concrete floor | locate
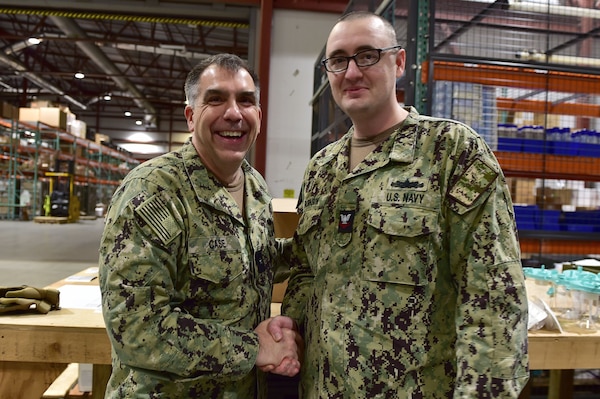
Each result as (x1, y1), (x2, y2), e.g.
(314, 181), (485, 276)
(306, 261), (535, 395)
(0, 218), (105, 287)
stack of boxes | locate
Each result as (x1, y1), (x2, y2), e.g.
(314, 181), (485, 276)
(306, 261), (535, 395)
(511, 180), (571, 232)
(511, 179), (600, 232)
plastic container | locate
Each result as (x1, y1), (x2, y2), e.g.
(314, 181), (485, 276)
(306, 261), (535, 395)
(523, 266), (558, 306)
(553, 267), (598, 321)
(497, 123), (521, 152)
(565, 273), (600, 330)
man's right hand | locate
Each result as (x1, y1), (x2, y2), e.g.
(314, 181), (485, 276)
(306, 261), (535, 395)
(254, 316), (302, 377)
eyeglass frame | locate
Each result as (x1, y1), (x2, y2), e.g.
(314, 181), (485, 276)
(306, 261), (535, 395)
(321, 45), (403, 73)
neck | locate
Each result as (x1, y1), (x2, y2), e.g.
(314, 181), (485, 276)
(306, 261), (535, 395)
(222, 168), (244, 189)
(191, 138), (244, 186)
(352, 105), (408, 139)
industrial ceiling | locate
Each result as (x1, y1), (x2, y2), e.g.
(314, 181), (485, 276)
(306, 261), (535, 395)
(0, 0), (347, 160)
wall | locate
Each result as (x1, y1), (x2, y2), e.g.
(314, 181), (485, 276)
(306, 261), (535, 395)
(265, 9), (338, 198)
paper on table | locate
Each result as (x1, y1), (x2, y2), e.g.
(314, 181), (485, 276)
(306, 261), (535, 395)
(64, 266), (99, 282)
(56, 284), (102, 310)
(65, 274), (97, 282)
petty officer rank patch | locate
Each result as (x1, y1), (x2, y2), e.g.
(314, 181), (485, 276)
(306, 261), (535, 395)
(448, 157), (498, 207)
(338, 210), (355, 233)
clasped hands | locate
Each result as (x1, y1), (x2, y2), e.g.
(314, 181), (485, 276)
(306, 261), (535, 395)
(255, 315), (303, 377)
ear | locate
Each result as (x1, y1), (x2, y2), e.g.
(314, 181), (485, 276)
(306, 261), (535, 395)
(256, 107), (263, 136)
(184, 105), (194, 132)
(395, 48), (406, 79)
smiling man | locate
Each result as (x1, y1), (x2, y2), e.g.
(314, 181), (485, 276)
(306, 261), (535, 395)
(99, 54), (302, 398)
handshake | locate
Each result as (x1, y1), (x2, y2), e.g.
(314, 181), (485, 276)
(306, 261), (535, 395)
(254, 315), (304, 377)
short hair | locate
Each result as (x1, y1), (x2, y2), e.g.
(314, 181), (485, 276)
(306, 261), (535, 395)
(337, 11), (398, 46)
(184, 53), (260, 108)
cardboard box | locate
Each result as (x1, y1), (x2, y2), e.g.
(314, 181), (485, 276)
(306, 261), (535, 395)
(273, 198), (299, 238)
(95, 133), (111, 145)
(272, 198), (299, 303)
(508, 178), (536, 205)
(536, 187), (573, 209)
(29, 100), (54, 108)
(1, 101), (18, 120)
(69, 119), (87, 138)
(19, 107), (68, 130)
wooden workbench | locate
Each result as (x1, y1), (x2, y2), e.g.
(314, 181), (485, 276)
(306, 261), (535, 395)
(2, 291), (598, 399)
(0, 267), (110, 399)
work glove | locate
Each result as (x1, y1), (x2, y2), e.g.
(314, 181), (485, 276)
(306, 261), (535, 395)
(0, 285), (60, 314)
(0, 297), (53, 314)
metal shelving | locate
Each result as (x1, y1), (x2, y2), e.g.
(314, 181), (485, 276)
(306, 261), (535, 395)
(0, 116), (139, 219)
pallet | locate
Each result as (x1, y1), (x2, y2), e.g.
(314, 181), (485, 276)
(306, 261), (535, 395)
(33, 216), (70, 224)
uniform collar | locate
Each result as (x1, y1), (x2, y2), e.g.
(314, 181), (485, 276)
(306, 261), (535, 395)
(387, 106), (421, 164)
(327, 106), (420, 178)
(180, 139), (270, 224)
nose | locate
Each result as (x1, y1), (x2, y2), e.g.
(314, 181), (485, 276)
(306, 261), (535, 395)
(344, 57), (363, 77)
(223, 101), (242, 121)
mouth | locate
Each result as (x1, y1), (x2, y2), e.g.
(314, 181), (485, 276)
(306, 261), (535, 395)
(344, 86), (367, 95)
(217, 130), (244, 138)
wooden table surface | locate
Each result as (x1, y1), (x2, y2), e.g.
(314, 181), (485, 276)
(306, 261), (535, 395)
(1, 269), (599, 399)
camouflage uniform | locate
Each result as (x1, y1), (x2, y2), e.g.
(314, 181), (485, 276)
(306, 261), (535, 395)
(100, 139), (283, 398)
(282, 107), (529, 398)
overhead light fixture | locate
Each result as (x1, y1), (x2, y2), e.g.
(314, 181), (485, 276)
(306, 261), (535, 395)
(74, 72), (85, 79)
(129, 132), (153, 142)
(124, 111), (132, 117)
(27, 37), (41, 45)
(135, 120), (143, 125)
(103, 94), (112, 101)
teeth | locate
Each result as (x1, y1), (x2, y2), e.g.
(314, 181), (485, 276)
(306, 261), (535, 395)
(220, 131), (242, 137)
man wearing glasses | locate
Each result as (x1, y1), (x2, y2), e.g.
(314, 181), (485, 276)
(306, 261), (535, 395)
(278, 10), (529, 398)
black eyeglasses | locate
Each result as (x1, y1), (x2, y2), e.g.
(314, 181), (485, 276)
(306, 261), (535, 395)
(321, 45), (402, 73)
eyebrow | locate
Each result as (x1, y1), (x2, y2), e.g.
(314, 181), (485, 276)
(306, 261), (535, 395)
(328, 45), (377, 57)
(202, 89), (256, 100)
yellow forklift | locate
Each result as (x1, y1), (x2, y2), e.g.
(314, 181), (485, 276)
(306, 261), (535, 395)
(36, 160), (80, 223)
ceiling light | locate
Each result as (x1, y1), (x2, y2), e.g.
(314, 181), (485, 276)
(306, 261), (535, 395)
(74, 72), (85, 79)
(27, 37), (41, 45)
(135, 120), (143, 125)
(124, 111), (132, 117)
(103, 94), (112, 101)
(129, 132), (153, 142)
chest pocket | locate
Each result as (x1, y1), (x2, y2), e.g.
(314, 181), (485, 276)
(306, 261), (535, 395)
(188, 236), (245, 304)
(364, 205), (438, 286)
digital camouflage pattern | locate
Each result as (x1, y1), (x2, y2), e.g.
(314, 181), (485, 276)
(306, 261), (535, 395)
(282, 107), (529, 398)
(99, 139), (284, 398)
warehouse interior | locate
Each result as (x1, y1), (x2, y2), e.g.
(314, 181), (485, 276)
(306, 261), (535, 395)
(0, 0), (347, 161)
(1, 0), (600, 398)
